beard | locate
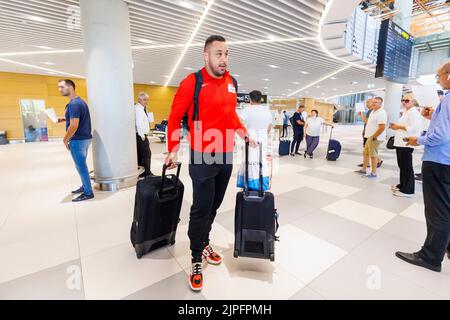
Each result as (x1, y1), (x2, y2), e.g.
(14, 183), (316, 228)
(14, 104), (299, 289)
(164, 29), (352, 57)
(209, 62), (227, 77)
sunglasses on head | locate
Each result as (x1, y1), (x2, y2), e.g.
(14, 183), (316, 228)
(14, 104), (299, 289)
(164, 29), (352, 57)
(401, 99), (410, 103)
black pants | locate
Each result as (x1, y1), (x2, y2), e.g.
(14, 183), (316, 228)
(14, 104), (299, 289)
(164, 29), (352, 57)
(282, 124), (288, 137)
(396, 147), (415, 194)
(419, 161), (450, 266)
(136, 133), (152, 177)
(291, 127), (304, 154)
(188, 161), (233, 260)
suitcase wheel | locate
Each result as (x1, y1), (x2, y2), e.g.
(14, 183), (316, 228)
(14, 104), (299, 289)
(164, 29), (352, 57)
(270, 254), (275, 262)
(137, 253), (143, 259)
(233, 250), (239, 258)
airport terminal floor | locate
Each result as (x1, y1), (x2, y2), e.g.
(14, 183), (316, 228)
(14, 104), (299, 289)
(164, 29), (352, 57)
(1, 125), (448, 300)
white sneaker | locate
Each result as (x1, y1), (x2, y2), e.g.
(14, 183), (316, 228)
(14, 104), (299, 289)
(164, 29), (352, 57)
(393, 190), (413, 198)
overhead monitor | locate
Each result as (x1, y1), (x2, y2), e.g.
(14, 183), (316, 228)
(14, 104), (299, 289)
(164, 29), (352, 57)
(375, 19), (414, 84)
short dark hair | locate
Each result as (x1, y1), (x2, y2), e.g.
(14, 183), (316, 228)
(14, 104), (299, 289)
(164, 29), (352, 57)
(59, 79), (76, 90)
(373, 96), (383, 103)
(437, 90), (444, 96)
(204, 35), (226, 52)
(249, 90), (262, 103)
(312, 109), (319, 115)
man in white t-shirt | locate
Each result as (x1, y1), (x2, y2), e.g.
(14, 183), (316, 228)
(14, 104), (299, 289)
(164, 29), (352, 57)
(356, 97), (387, 178)
(239, 90), (272, 154)
(273, 109), (284, 139)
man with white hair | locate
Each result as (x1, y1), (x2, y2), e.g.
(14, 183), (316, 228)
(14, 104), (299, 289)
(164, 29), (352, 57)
(135, 92), (153, 177)
(397, 61), (450, 271)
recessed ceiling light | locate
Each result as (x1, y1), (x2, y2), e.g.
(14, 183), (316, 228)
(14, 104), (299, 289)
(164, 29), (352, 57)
(163, 75), (169, 78)
(367, 83), (375, 88)
(262, 78), (270, 82)
(43, 62), (55, 65)
(179, 0), (193, 9)
(350, 90), (353, 93)
(300, 71), (309, 74)
(47, 71), (57, 75)
(267, 65), (279, 69)
(135, 38), (154, 44)
(267, 34), (276, 40)
(333, 88), (338, 91)
(27, 15), (49, 23)
(233, 74), (240, 77)
(34, 46), (53, 50)
(149, 81), (156, 84)
(183, 67), (194, 70)
(293, 82), (300, 85)
(316, 86), (321, 88)
(330, 77), (337, 80)
(351, 81), (358, 85)
(264, 87), (269, 89)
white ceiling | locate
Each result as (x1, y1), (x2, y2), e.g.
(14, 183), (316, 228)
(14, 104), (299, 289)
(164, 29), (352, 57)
(0, 0), (388, 99)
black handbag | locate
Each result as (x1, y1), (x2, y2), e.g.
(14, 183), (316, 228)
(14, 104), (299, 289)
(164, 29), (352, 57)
(386, 136), (396, 150)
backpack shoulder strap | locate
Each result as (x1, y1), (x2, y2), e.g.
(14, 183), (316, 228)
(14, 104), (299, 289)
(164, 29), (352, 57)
(192, 70), (203, 122)
(231, 76), (238, 93)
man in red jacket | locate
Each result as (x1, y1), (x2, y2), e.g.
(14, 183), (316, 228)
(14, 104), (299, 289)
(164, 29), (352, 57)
(165, 35), (256, 292)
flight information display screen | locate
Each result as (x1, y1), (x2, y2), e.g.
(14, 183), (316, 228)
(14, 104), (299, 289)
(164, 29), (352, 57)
(375, 19), (414, 84)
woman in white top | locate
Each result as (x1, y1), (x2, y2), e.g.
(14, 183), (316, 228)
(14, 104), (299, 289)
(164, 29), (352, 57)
(304, 109), (333, 159)
(389, 94), (423, 197)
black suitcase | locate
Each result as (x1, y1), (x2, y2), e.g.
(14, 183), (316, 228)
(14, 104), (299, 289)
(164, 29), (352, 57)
(234, 142), (279, 261)
(278, 126), (292, 156)
(326, 127), (342, 161)
(130, 163), (184, 259)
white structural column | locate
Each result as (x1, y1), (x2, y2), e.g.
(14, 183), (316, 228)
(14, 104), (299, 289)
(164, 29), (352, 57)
(383, 0), (414, 124)
(79, 0), (138, 189)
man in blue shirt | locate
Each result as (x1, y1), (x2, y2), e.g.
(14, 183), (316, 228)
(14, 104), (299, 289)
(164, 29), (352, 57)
(290, 106), (306, 156)
(282, 110), (289, 138)
(396, 61), (450, 271)
(57, 79), (94, 202)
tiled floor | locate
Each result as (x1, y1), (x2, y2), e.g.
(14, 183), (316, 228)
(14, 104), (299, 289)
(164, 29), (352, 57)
(0, 125), (448, 300)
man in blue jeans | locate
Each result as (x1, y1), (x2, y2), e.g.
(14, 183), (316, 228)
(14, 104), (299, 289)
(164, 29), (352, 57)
(57, 79), (94, 202)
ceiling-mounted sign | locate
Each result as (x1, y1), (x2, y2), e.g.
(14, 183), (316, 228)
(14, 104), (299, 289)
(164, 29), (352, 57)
(375, 19), (414, 84)
(237, 93), (268, 104)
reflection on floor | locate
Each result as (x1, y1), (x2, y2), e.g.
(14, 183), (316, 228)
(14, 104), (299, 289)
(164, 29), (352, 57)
(0, 125), (448, 300)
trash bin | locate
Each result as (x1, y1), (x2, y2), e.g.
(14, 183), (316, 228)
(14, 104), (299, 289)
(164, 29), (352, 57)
(0, 131), (8, 145)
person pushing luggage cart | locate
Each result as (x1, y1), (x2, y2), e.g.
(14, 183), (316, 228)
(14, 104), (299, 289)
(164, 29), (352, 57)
(164, 35), (257, 292)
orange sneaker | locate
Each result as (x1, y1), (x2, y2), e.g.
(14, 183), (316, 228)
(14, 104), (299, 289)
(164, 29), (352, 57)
(202, 245), (223, 265)
(189, 262), (203, 292)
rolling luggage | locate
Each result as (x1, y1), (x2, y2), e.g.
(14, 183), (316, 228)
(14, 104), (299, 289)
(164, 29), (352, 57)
(278, 127), (291, 156)
(130, 163), (184, 259)
(234, 142), (279, 262)
(326, 127), (341, 161)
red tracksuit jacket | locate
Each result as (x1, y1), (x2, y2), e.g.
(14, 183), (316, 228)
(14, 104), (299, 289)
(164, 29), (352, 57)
(167, 68), (247, 153)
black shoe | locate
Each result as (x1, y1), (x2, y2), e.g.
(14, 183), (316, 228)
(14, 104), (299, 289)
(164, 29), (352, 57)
(357, 163), (363, 167)
(71, 186), (84, 194)
(377, 160), (383, 168)
(304, 151), (307, 158)
(72, 193), (95, 202)
(395, 251), (441, 272)
(290, 153), (295, 157)
(447, 249), (450, 260)
(295, 152), (302, 156)
(309, 154), (313, 159)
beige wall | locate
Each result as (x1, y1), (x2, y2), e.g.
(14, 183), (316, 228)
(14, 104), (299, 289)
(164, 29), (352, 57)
(0, 72), (178, 140)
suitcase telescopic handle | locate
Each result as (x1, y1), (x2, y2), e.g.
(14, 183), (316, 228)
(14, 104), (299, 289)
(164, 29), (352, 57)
(160, 162), (181, 195)
(245, 140), (264, 198)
